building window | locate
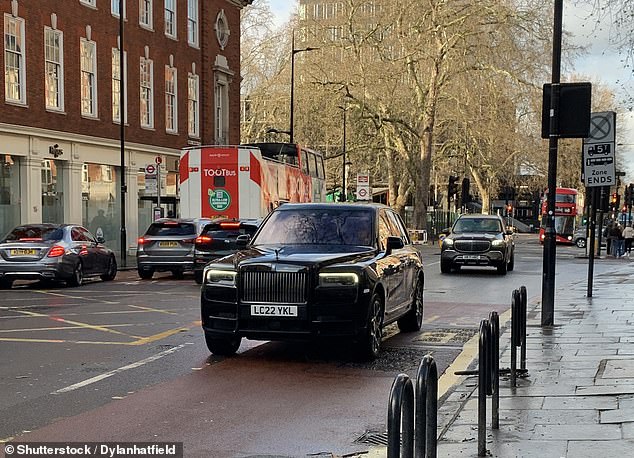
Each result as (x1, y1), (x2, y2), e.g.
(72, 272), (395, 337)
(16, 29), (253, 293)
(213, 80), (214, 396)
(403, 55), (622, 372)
(80, 0), (96, 7)
(188, 73), (199, 138)
(112, 48), (127, 123)
(140, 57), (154, 128)
(164, 0), (176, 38)
(112, 0), (126, 18)
(4, 14), (26, 104)
(44, 27), (64, 111)
(187, 0), (198, 47)
(80, 38), (97, 117)
(140, 0), (153, 28)
(214, 80), (228, 144)
(165, 66), (177, 133)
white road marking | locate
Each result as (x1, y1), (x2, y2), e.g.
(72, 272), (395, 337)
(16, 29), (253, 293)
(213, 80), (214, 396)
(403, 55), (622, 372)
(51, 344), (188, 394)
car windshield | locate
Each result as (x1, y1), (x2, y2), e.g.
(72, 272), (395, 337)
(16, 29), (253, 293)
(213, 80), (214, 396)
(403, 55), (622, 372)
(253, 209), (374, 246)
(202, 222), (259, 239)
(453, 218), (502, 233)
(145, 222), (196, 236)
(4, 226), (64, 242)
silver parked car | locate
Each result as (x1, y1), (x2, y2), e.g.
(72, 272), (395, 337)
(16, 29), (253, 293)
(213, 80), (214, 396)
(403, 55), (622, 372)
(137, 218), (213, 279)
(0, 224), (117, 288)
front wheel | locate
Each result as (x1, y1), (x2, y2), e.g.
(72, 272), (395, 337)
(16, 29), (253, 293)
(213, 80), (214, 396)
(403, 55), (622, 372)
(507, 251), (515, 272)
(355, 293), (384, 361)
(204, 333), (241, 356)
(576, 238), (586, 249)
(440, 260), (451, 274)
(101, 256), (117, 281)
(398, 278), (424, 332)
(497, 261), (507, 275)
(67, 262), (83, 287)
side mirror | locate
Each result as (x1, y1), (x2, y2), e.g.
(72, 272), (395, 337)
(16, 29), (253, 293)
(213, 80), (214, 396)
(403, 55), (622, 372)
(236, 234), (251, 247)
(96, 236), (106, 244)
(386, 236), (404, 254)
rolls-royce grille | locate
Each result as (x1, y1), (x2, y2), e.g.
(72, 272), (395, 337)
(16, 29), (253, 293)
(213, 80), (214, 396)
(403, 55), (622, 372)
(455, 240), (491, 253)
(241, 271), (307, 304)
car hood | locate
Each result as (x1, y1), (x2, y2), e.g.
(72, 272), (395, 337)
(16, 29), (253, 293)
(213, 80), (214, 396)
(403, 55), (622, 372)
(449, 233), (502, 241)
(211, 244), (378, 270)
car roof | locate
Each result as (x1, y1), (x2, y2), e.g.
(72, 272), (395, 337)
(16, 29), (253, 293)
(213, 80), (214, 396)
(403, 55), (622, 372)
(274, 202), (389, 212)
(456, 214), (502, 220)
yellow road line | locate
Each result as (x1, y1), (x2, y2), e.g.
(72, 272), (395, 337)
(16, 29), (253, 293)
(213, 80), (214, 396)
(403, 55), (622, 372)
(0, 324), (137, 333)
(437, 307), (512, 398)
(34, 290), (119, 305)
(129, 325), (194, 346)
(127, 304), (178, 315)
(0, 337), (133, 345)
(0, 436), (15, 443)
(425, 315), (440, 323)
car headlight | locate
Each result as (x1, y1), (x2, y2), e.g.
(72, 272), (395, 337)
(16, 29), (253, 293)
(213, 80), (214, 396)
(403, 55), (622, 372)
(492, 240), (506, 247)
(443, 238), (454, 247)
(319, 272), (359, 287)
(204, 268), (237, 285)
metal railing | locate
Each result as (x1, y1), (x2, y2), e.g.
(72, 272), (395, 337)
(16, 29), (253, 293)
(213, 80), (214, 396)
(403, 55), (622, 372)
(477, 312), (499, 456)
(387, 354), (438, 458)
(510, 286), (528, 387)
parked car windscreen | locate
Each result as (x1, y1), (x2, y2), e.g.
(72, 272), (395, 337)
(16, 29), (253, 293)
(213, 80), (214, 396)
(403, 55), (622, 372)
(254, 209), (374, 246)
(202, 222), (259, 239)
(145, 222), (196, 237)
(3, 225), (64, 242)
(453, 218), (503, 233)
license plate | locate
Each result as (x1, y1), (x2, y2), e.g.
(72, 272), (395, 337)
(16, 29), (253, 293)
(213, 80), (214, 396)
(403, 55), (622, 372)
(463, 255), (481, 260)
(250, 305), (298, 317)
(159, 241), (179, 248)
(10, 249), (37, 256)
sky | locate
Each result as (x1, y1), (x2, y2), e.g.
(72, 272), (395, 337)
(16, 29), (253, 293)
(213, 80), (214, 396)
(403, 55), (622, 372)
(265, 0), (634, 179)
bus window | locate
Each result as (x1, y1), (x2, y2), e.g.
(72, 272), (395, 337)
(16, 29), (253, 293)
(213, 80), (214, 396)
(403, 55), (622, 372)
(317, 156), (325, 179)
(309, 153), (319, 178)
(300, 149), (309, 175)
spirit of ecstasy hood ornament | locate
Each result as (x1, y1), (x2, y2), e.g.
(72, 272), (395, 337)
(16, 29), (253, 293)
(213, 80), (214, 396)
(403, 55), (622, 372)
(275, 248), (281, 261)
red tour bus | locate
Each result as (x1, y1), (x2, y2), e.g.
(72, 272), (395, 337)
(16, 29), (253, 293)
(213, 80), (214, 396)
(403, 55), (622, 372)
(179, 142), (327, 220)
(539, 187), (578, 244)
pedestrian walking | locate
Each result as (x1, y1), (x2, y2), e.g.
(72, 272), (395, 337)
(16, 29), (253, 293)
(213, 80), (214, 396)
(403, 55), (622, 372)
(610, 223), (624, 257)
(624, 223), (634, 257)
(605, 221), (616, 256)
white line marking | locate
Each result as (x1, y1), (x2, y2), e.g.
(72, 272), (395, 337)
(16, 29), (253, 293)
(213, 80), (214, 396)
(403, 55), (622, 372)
(51, 344), (187, 394)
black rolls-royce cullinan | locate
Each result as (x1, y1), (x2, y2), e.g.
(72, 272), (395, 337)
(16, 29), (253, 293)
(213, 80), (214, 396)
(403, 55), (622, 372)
(200, 202), (425, 360)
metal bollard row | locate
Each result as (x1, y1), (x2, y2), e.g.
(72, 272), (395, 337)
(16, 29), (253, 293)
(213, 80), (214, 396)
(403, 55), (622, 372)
(387, 354), (438, 458)
(477, 312), (500, 457)
(510, 286), (528, 387)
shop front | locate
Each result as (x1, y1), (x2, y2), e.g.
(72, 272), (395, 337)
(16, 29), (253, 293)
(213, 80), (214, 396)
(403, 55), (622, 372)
(82, 163), (121, 254)
(0, 154), (21, 237)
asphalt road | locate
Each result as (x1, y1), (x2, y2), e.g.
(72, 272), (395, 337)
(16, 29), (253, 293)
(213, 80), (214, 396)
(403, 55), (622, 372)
(0, 234), (621, 456)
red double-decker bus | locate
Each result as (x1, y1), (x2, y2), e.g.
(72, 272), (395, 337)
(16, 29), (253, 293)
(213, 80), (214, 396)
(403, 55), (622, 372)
(539, 187), (578, 244)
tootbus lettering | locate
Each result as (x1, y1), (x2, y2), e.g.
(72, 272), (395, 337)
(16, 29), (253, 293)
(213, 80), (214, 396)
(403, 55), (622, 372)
(203, 168), (237, 177)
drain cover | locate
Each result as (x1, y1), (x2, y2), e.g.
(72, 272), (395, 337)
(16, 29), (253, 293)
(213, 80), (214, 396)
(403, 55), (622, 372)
(354, 430), (390, 446)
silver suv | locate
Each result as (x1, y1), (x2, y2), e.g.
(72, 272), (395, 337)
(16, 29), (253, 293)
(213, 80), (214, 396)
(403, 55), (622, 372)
(440, 214), (515, 275)
(137, 218), (213, 279)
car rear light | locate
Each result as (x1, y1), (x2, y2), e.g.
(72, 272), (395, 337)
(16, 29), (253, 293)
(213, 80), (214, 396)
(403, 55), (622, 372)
(137, 237), (146, 245)
(195, 235), (213, 245)
(48, 245), (66, 257)
(19, 237), (43, 241)
(219, 222), (241, 229)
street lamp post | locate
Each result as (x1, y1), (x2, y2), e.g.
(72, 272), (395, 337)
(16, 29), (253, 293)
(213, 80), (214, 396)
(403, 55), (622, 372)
(342, 105), (347, 201)
(119, 0), (127, 267)
(289, 31), (317, 144)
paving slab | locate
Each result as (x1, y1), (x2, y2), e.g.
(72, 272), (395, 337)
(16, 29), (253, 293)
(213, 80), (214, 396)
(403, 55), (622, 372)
(567, 439), (634, 457)
(599, 408), (634, 424)
(576, 385), (634, 396)
(542, 395), (618, 410)
(531, 424), (622, 440)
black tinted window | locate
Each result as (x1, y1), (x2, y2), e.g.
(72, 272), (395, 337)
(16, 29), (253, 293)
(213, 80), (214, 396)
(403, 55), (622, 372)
(254, 209), (374, 246)
(145, 223), (196, 236)
(202, 223), (259, 239)
(454, 218), (502, 233)
(5, 226), (64, 242)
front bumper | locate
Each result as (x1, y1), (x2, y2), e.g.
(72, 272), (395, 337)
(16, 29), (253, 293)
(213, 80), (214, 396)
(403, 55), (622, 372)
(201, 285), (371, 341)
(441, 249), (505, 267)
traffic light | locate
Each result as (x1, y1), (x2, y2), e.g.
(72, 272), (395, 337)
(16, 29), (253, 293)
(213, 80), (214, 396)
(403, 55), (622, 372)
(461, 178), (471, 204)
(506, 204), (513, 215)
(611, 192), (618, 211)
(448, 175), (459, 198)
(626, 184), (634, 206)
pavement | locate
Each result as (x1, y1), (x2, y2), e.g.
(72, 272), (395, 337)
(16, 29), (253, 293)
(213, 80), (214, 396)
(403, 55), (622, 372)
(367, 254), (634, 457)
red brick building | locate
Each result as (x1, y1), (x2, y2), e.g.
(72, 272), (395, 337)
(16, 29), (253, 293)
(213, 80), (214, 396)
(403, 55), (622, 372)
(0, 0), (252, 258)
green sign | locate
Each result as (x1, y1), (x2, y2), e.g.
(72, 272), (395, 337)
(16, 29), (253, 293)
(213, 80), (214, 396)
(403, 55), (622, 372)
(208, 188), (231, 211)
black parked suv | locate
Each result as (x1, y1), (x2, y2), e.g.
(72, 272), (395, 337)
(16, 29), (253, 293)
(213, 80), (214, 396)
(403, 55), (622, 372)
(193, 218), (261, 284)
(440, 214), (515, 275)
(200, 203), (425, 360)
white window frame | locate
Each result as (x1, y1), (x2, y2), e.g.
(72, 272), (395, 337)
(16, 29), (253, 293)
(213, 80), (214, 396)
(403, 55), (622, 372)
(187, 0), (199, 47)
(4, 13), (26, 105)
(44, 27), (64, 111)
(111, 48), (128, 124)
(164, 0), (177, 39)
(112, 0), (127, 19)
(80, 0), (96, 7)
(139, 0), (153, 29)
(165, 66), (177, 133)
(187, 72), (199, 138)
(80, 38), (98, 117)
(214, 79), (228, 144)
(140, 57), (154, 128)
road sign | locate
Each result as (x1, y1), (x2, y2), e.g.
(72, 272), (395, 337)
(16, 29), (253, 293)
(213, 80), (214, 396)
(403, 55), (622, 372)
(155, 156), (163, 164)
(356, 172), (371, 201)
(585, 111), (615, 144)
(145, 164), (156, 175)
(583, 143), (616, 187)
